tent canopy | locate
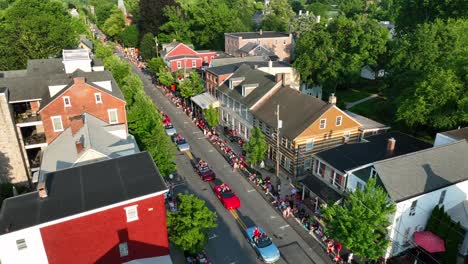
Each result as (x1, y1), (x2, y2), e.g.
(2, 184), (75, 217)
(191, 92), (220, 109)
(414, 231), (445, 253)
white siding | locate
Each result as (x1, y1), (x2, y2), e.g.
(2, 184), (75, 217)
(434, 133), (457, 147)
(0, 227), (48, 264)
(346, 171), (368, 192)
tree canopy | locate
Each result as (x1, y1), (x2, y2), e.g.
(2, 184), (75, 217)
(388, 19), (468, 129)
(139, 0), (177, 36)
(139, 32), (156, 60)
(102, 7), (126, 39)
(120, 25), (139, 47)
(322, 178), (396, 261)
(0, 0), (77, 70)
(293, 16), (388, 92)
(244, 127), (268, 166)
(179, 71), (203, 98)
(203, 105), (219, 128)
(167, 194), (217, 254)
(146, 57), (166, 75)
(158, 68), (175, 86)
(261, 0), (295, 32)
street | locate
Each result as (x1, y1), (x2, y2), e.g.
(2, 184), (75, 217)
(118, 51), (331, 264)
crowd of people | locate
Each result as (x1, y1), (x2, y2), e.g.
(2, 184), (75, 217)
(185, 251), (210, 264)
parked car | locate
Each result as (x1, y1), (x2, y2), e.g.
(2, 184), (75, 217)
(245, 226), (280, 263)
(165, 124), (177, 136)
(213, 183), (240, 210)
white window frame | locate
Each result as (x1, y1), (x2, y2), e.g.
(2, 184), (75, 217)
(16, 239), (27, 251)
(370, 167), (377, 178)
(305, 139), (314, 151)
(191, 60), (196, 68)
(319, 118), (326, 129)
(336, 116), (342, 126)
(108, 109), (118, 124)
(51, 116), (64, 132)
(63, 96), (71, 107)
(119, 242), (129, 257)
(124, 205), (139, 222)
(177, 61), (182, 69)
(95, 93), (102, 104)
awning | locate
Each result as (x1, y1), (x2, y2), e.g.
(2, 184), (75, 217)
(299, 176), (344, 204)
(413, 231), (445, 253)
(191, 92), (220, 109)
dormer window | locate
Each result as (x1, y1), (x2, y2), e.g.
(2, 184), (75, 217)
(241, 84), (258, 96)
(63, 96), (71, 107)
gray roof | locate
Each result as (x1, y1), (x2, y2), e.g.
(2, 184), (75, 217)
(300, 175), (343, 203)
(167, 55), (200, 60)
(226, 31), (290, 39)
(373, 140), (468, 202)
(217, 64), (278, 108)
(252, 87), (333, 139)
(239, 42), (258, 53)
(40, 113), (139, 179)
(207, 60), (290, 76)
(441, 127), (468, 141)
(447, 200), (468, 230)
(0, 152), (167, 233)
(316, 132), (433, 173)
(0, 58), (124, 103)
(211, 56), (266, 67)
(344, 110), (390, 131)
(160, 41), (195, 57)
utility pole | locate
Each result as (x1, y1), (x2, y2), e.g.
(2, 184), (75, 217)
(276, 104), (282, 181)
(154, 37), (159, 57)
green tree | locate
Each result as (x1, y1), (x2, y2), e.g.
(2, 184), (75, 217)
(261, 0), (295, 32)
(167, 194), (217, 254)
(291, 1), (303, 13)
(203, 105), (219, 128)
(244, 127), (268, 166)
(291, 12), (317, 37)
(158, 68), (174, 86)
(102, 7), (126, 39)
(158, 6), (193, 44)
(90, 0), (114, 27)
(322, 178), (396, 261)
(293, 15), (388, 92)
(94, 41), (114, 59)
(306, 2), (330, 18)
(147, 57), (166, 75)
(103, 55), (131, 84)
(120, 25), (139, 47)
(140, 32), (156, 60)
(179, 71), (203, 98)
(121, 74), (145, 107)
(0, 0), (77, 70)
(388, 19), (468, 130)
(139, 0), (177, 35)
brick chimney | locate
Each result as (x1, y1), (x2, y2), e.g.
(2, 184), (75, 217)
(328, 93), (337, 104)
(73, 77), (86, 84)
(275, 73), (282, 83)
(37, 175), (48, 199)
(76, 140), (84, 154)
(387, 137), (396, 155)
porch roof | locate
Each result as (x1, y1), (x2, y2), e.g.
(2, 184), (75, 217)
(190, 92), (220, 109)
(299, 176), (343, 204)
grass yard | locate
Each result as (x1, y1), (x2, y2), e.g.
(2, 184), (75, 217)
(335, 89), (373, 103)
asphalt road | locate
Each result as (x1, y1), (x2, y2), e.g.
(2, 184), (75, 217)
(118, 52), (331, 264)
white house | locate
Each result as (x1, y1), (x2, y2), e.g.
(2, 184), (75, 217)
(346, 140), (468, 258)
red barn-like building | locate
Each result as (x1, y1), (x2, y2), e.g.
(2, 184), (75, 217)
(160, 41), (217, 73)
(0, 152), (171, 264)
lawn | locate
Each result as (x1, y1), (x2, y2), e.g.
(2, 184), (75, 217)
(335, 89), (373, 103)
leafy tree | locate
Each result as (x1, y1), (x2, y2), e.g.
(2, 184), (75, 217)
(306, 2), (330, 18)
(103, 55), (131, 84)
(70, 16), (89, 36)
(290, 12), (317, 37)
(167, 194), (217, 254)
(94, 41), (114, 59)
(158, 5), (194, 44)
(291, 0), (303, 14)
(261, 0), (295, 32)
(121, 74), (144, 107)
(338, 0), (367, 17)
(395, 0), (468, 33)
(322, 178), (396, 261)
(388, 19), (468, 130)
(293, 15), (388, 93)
(179, 71), (203, 98)
(203, 105), (219, 128)
(139, 32), (156, 60)
(0, 0), (77, 70)
(120, 25), (139, 47)
(158, 68), (174, 86)
(102, 7), (126, 39)
(147, 57), (166, 75)
(139, 0), (177, 35)
(244, 127), (268, 166)
(90, 0), (115, 27)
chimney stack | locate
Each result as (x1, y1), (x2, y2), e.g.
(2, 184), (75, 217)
(76, 141), (84, 154)
(282, 73), (288, 86)
(259, 29), (263, 35)
(387, 137), (396, 154)
(37, 175), (48, 199)
(328, 93), (337, 104)
(275, 73), (282, 83)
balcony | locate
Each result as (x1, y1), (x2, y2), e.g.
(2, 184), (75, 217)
(16, 112), (42, 126)
(23, 131), (46, 149)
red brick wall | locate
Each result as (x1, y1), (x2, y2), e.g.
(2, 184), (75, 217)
(40, 195), (169, 264)
(39, 78), (126, 143)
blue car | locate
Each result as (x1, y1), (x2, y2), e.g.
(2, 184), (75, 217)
(165, 124), (177, 136)
(246, 226), (280, 263)
(171, 134), (190, 151)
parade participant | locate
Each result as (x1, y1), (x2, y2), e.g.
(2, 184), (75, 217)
(253, 226), (261, 239)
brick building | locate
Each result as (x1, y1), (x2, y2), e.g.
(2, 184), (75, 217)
(160, 41), (217, 73)
(0, 49), (126, 183)
(224, 31), (293, 62)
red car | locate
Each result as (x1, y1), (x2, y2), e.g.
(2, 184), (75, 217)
(214, 183), (240, 210)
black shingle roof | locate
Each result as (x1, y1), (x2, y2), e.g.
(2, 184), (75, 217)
(315, 132), (433, 173)
(0, 152), (167, 233)
(207, 61), (290, 76)
(441, 127), (468, 141)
